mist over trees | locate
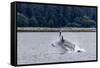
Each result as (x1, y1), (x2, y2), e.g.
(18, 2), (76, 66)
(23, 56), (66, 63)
(16, 3), (97, 28)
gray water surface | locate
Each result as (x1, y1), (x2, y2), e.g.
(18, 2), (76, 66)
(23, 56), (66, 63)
(17, 32), (96, 65)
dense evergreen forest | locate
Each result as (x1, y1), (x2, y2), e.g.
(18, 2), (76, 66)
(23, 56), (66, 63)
(16, 3), (97, 28)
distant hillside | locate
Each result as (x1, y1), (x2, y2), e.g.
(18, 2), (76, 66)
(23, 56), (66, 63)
(16, 3), (97, 28)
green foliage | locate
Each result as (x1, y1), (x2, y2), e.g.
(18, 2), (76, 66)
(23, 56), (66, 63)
(29, 16), (38, 27)
(17, 12), (96, 28)
(73, 16), (96, 27)
(48, 18), (55, 27)
(17, 12), (29, 27)
(71, 22), (81, 27)
(81, 16), (96, 27)
(17, 4), (96, 28)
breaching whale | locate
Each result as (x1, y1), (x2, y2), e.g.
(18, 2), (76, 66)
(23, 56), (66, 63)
(51, 31), (85, 54)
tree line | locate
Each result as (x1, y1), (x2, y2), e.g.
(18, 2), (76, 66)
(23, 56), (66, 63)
(16, 3), (96, 28)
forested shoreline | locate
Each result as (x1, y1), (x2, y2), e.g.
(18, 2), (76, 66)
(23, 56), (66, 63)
(16, 3), (97, 28)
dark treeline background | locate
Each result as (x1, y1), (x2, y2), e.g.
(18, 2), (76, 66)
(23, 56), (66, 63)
(16, 3), (97, 28)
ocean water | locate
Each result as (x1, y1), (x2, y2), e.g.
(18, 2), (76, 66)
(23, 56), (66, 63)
(17, 32), (96, 65)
